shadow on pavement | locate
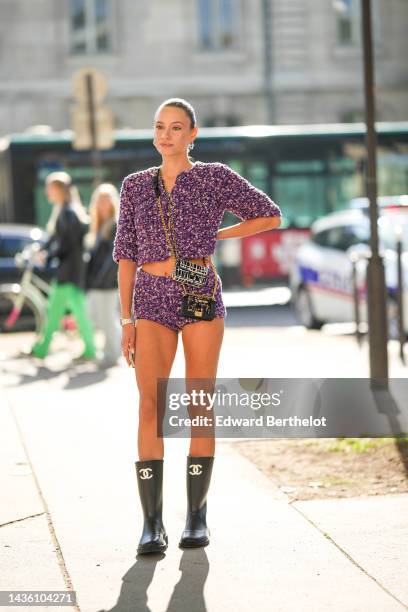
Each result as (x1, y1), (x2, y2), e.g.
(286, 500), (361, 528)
(98, 549), (209, 612)
(373, 387), (408, 483)
(0, 361), (58, 384)
(0, 359), (109, 390)
(166, 550), (209, 612)
(63, 368), (108, 390)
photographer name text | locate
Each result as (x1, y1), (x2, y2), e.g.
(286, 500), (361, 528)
(168, 415), (327, 428)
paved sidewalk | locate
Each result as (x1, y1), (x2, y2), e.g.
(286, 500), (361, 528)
(0, 328), (407, 611)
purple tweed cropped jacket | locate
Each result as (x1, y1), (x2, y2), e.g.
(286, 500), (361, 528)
(112, 161), (281, 266)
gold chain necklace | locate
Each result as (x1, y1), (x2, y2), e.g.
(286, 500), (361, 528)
(155, 170), (218, 300)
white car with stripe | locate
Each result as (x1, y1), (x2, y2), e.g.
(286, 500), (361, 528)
(289, 196), (408, 337)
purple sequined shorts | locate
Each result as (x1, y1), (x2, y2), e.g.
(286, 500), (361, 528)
(134, 265), (227, 333)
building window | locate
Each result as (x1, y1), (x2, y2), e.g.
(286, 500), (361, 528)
(203, 114), (240, 127)
(338, 13), (353, 45)
(197, 0), (239, 50)
(69, 0), (112, 54)
(340, 109), (365, 122)
(333, 0), (358, 45)
(333, 0), (380, 48)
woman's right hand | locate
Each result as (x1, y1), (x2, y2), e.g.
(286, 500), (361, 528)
(121, 323), (136, 367)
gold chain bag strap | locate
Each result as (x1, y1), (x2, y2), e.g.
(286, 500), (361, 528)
(153, 168), (209, 288)
(152, 168), (218, 320)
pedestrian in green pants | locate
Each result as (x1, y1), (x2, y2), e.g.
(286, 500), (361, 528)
(32, 281), (96, 358)
(31, 171), (96, 360)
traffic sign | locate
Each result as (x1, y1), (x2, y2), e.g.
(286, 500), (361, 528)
(71, 106), (114, 150)
(73, 67), (108, 104)
(71, 68), (114, 151)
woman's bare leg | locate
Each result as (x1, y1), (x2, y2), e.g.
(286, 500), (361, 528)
(181, 317), (224, 457)
(134, 320), (179, 460)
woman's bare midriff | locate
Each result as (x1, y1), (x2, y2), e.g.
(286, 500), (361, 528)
(140, 255), (210, 277)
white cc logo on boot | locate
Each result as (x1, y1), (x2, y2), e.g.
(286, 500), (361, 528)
(189, 464), (203, 476)
(139, 468), (153, 480)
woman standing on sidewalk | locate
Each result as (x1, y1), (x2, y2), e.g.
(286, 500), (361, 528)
(113, 98), (282, 554)
(31, 172), (96, 361)
(85, 183), (121, 369)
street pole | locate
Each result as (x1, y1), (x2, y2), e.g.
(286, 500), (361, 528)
(361, 0), (389, 388)
(85, 73), (102, 187)
(262, 0), (274, 125)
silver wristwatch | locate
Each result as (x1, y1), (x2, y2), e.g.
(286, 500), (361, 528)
(120, 317), (135, 326)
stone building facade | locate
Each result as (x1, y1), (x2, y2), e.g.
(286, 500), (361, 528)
(0, 0), (407, 134)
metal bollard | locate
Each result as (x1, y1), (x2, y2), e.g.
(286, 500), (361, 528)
(396, 227), (406, 364)
(350, 253), (363, 347)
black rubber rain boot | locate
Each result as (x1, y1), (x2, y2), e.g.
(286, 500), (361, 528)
(135, 459), (168, 554)
(179, 455), (215, 548)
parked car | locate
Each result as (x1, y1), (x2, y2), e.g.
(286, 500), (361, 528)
(0, 224), (51, 283)
(289, 197), (408, 337)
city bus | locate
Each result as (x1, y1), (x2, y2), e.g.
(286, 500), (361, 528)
(1, 123), (407, 284)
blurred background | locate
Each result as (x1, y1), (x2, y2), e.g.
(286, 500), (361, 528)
(0, 0), (407, 335)
(1, 6), (408, 606)
(1, 0), (408, 273)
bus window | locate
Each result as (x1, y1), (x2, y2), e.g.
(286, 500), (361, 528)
(247, 161), (268, 192)
(274, 160), (326, 228)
